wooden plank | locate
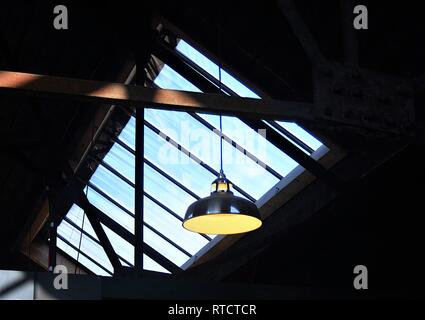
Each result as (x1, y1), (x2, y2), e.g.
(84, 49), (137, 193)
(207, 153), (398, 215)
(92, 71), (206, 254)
(0, 70), (314, 121)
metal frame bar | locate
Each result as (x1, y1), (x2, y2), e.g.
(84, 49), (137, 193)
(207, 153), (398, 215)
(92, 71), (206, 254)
(81, 200), (123, 273)
(134, 107), (144, 272)
(264, 120), (315, 154)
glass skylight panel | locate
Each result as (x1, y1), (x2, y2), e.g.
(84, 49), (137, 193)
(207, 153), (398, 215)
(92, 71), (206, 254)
(57, 238), (78, 260)
(145, 108), (277, 199)
(90, 164), (134, 213)
(275, 121), (322, 152)
(222, 139), (279, 199)
(145, 227), (189, 267)
(118, 116), (135, 150)
(65, 204), (97, 239)
(103, 143), (135, 182)
(119, 255), (171, 274)
(77, 255), (112, 277)
(176, 40), (260, 99)
(198, 114), (298, 177)
(144, 196), (209, 256)
(154, 63), (201, 92)
(144, 163), (196, 218)
(101, 224), (134, 265)
(87, 187), (134, 233)
(145, 125), (216, 198)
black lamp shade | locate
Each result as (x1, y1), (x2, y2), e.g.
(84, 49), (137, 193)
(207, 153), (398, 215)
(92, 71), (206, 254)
(183, 191), (262, 235)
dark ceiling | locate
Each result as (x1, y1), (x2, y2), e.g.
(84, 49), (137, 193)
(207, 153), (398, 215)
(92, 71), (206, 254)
(1, 0), (425, 298)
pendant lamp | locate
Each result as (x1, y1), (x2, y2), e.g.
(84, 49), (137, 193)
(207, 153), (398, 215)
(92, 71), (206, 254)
(182, 55), (262, 234)
(182, 169), (262, 234)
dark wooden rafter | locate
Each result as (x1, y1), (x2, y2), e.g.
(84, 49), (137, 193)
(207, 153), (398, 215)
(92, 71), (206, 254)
(0, 71), (314, 122)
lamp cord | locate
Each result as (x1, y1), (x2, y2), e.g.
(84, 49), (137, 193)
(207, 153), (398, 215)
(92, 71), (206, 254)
(219, 113), (223, 174)
(219, 65), (223, 173)
(74, 186), (87, 275)
(218, 14), (224, 175)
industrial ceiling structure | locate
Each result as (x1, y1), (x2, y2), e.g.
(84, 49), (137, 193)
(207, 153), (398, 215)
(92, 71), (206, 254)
(1, 1), (425, 300)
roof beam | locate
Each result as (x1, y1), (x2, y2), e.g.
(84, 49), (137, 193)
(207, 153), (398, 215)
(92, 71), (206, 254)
(0, 70), (314, 122)
(78, 196), (124, 274)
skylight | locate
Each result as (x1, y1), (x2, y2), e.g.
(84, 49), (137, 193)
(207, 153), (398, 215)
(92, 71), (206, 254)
(56, 38), (325, 276)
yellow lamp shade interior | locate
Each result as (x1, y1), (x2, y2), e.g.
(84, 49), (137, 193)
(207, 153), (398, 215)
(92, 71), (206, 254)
(211, 182), (233, 193)
(183, 213), (262, 235)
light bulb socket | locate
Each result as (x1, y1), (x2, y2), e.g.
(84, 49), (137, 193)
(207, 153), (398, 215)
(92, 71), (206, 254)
(211, 171), (233, 194)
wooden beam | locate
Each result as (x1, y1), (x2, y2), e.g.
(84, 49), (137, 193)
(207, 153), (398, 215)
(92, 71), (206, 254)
(0, 70), (314, 121)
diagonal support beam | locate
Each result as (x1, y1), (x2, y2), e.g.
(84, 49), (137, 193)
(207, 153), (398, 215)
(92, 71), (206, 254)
(0, 70), (314, 122)
(77, 195), (123, 274)
(83, 201), (182, 274)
